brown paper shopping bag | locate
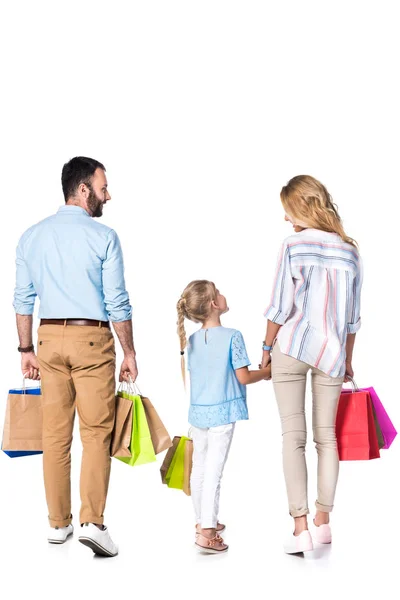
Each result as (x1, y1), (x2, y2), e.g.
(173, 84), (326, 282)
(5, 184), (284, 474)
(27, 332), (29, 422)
(141, 396), (172, 454)
(183, 438), (193, 496)
(2, 389), (43, 455)
(111, 394), (133, 458)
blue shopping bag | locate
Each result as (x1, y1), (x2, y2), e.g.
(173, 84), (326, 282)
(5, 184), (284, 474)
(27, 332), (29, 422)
(2, 385), (43, 458)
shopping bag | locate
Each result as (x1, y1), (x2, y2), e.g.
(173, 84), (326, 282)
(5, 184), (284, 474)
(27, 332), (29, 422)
(141, 396), (172, 454)
(165, 436), (191, 490)
(371, 402), (385, 450)
(111, 394), (133, 458)
(336, 388), (380, 460)
(362, 387), (397, 449)
(2, 384), (43, 458)
(115, 391), (156, 467)
(183, 438), (193, 496)
(160, 436), (181, 483)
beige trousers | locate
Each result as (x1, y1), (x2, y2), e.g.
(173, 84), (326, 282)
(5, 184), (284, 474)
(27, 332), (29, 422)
(272, 342), (344, 517)
(37, 324), (116, 528)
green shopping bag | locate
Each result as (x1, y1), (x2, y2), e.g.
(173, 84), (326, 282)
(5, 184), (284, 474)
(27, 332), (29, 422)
(165, 436), (191, 490)
(115, 390), (156, 467)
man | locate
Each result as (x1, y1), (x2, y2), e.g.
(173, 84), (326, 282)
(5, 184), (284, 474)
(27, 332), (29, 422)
(13, 156), (138, 557)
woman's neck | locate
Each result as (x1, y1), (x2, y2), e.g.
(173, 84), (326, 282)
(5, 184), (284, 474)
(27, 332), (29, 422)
(201, 315), (222, 329)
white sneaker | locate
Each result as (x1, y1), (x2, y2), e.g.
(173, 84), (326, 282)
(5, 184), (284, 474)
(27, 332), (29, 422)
(284, 530), (313, 554)
(78, 523), (118, 557)
(48, 524), (74, 544)
(312, 522), (332, 544)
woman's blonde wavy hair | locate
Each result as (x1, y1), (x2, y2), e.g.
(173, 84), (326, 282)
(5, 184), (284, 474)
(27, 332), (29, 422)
(176, 280), (217, 385)
(281, 175), (357, 247)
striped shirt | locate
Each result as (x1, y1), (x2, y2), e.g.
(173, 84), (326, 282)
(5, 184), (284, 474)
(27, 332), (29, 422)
(264, 228), (363, 378)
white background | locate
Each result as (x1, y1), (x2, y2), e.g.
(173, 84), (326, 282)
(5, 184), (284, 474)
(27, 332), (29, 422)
(0, 1), (399, 599)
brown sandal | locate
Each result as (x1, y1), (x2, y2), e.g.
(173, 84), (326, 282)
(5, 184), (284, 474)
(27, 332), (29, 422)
(195, 533), (228, 554)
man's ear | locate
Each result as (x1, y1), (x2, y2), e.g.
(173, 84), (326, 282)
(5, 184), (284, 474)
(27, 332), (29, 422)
(79, 183), (88, 198)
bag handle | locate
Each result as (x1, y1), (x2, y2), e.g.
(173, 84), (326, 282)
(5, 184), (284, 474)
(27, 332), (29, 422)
(127, 376), (142, 396)
(21, 375), (41, 394)
(344, 376), (359, 392)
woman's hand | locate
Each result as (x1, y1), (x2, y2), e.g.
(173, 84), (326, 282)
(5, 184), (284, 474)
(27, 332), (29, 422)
(260, 350), (271, 370)
(344, 361), (354, 383)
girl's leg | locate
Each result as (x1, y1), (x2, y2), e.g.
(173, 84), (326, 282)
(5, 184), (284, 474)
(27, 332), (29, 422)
(272, 343), (310, 534)
(311, 368), (344, 523)
(190, 426), (208, 526)
(200, 423), (235, 532)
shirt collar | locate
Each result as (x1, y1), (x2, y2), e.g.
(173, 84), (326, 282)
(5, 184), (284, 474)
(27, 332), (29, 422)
(298, 228), (341, 238)
(57, 205), (90, 217)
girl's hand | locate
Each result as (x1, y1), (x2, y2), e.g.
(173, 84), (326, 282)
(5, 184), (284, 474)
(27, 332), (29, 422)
(344, 361), (354, 383)
(260, 350), (271, 370)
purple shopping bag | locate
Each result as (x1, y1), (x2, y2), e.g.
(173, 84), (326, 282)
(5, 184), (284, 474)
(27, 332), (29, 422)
(362, 387), (397, 449)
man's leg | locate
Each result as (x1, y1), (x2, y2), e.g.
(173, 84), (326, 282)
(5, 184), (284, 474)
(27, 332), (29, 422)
(68, 327), (116, 525)
(37, 326), (75, 528)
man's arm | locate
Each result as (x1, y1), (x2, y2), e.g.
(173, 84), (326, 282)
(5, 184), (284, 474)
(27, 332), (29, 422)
(16, 314), (40, 380)
(112, 320), (138, 382)
(14, 235), (40, 380)
(102, 230), (138, 382)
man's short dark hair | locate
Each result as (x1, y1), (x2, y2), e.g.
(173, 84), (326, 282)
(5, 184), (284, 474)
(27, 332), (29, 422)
(61, 156), (106, 201)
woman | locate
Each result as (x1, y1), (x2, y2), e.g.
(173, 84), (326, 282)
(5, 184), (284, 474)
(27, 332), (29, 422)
(261, 175), (363, 554)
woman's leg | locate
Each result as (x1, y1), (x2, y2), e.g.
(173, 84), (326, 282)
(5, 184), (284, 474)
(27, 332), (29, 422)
(200, 423), (235, 532)
(190, 426), (208, 526)
(311, 368), (344, 523)
(272, 343), (310, 533)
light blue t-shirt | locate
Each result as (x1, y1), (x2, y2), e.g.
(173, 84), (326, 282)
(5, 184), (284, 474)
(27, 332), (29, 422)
(188, 326), (251, 428)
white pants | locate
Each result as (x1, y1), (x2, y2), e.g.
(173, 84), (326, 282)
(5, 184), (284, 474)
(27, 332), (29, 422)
(190, 423), (235, 529)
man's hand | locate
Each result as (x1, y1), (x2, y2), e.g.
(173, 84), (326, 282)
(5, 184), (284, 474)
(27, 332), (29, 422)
(119, 352), (138, 383)
(344, 361), (354, 383)
(21, 352), (40, 381)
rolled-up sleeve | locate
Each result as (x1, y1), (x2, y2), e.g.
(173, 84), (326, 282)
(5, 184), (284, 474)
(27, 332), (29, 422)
(347, 257), (363, 334)
(264, 242), (294, 325)
(102, 230), (132, 322)
(13, 236), (37, 315)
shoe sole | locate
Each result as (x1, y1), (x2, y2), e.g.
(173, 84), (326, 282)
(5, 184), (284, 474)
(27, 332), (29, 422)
(194, 543), (229, 554)
(78, 537), (118, 557)
(315, 536), (332, 544)
(284, 542), (314, 554)
(48, 531), (73, 544)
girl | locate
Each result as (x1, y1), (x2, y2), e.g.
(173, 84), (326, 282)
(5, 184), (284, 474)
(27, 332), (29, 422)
(261, 175), (363, 554)
(177, 280), (271, 553)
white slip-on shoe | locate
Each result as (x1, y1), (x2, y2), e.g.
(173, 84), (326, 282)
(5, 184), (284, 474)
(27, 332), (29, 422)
(284, 530), (314, 554)
(48, 524), (74, 544)
(312, 522), (332, 544)
(78, 523), (118, 557)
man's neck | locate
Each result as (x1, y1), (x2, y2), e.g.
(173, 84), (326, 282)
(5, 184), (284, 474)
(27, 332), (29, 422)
(65, 200), (91, 216)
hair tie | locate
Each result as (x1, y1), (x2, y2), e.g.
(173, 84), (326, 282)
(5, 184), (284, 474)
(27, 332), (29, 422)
(180, 351), (184, 355)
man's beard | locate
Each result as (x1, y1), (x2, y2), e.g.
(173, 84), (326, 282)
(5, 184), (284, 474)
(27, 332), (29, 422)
(87, 187), (105, 218)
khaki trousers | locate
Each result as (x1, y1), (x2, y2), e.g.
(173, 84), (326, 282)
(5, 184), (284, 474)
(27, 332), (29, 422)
(272, 342), (344, 517)
(37, 324), (116, 528)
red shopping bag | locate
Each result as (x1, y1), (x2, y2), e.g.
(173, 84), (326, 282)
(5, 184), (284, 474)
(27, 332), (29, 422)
(336, 389), (380, 461)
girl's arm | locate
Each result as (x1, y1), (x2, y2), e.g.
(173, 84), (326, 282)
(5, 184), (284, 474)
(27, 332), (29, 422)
(235, 364), (271, 385)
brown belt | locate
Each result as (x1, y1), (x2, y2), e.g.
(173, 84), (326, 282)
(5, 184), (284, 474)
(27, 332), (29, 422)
(40, 319), (110, 329)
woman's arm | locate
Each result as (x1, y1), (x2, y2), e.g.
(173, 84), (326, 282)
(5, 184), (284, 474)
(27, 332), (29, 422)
(236, 364), (271, 385)
(260, 321), (281, 368)
(344, 333), (356, 382)
(262, 241), (294, 368)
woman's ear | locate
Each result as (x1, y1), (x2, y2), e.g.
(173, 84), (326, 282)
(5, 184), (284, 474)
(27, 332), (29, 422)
(210, 299), (219, 310)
